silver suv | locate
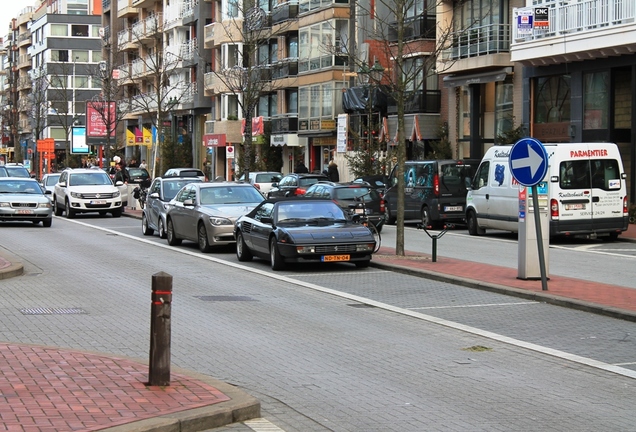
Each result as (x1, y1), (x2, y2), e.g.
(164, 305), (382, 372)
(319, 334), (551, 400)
(53, 168), (124, 218)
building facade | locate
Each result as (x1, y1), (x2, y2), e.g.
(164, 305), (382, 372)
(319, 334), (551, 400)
(511, 0), (636, 202)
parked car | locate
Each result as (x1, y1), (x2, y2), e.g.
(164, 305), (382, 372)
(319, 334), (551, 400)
(165, 182), (264, 252)
(384, 159), (479, 227)
(40, 173), (61, 194)
(240, 171), (283, 196)
(53, 168), (124, 218)
(303, 181), (385, 232)
(141, 176), (203, 238)
(353, 175), (390, 196)
(3, 164), (31, 178)
(0, 177), (53, 227)
(163, 168), (206, 182)
(267, 173), (328, 198)
(234, 198), (377, 270)
(126, 167), (151, 185)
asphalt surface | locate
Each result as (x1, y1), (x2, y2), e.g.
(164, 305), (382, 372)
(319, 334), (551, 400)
(0, 209), (634, 431)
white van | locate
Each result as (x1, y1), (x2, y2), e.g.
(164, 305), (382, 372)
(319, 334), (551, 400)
(466, 142), (629, 240)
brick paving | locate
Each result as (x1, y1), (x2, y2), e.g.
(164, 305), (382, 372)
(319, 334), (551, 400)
(0, 344), (230, 431)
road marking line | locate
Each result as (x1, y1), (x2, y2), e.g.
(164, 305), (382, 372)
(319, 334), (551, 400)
(66, 218), (636, 381)
(410, 301), (538, 310)
(244, 418), (286, 431)
(614, 362), (636, 366)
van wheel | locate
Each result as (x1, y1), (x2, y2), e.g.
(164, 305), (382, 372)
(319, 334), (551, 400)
(385, 206), (396, 225)
(607, 232), (619, 242)
(421, 206), (434, 228)
(467, 211), (484, 236)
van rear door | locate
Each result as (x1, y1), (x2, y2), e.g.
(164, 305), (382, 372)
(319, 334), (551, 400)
(553, 144), (626, 235)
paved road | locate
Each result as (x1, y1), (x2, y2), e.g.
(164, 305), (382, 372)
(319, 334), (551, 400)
(1, 217), (635, 431)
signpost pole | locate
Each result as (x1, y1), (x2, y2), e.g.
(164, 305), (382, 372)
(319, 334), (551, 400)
(531, 184), (549, 291)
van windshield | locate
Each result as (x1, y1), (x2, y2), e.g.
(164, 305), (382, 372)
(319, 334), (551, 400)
(559, 159), (620, 190)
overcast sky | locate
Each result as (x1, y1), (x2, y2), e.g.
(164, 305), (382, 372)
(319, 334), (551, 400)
(1, 0), (39, 38)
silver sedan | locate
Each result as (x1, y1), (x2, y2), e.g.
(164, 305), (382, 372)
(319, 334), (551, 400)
(0, 177), (53, 227)
(165, 182), (265, 252)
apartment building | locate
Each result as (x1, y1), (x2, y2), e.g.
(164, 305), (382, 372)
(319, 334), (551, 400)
(0, 36), (11, 162)
(438, 0), (524, 160)
(511, 0), (636, 202)
(115, 0), (211, 176)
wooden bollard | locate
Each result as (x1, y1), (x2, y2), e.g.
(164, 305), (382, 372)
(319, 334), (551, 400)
(149, 271), (172, 386)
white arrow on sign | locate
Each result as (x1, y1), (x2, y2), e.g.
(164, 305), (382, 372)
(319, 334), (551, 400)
(511, 143), (544, 179)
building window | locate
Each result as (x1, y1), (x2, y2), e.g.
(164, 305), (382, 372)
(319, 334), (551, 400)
(92, 51), (102, 63)
(92, 26), (101, 38)
(51, 50), (69, 62)
(299, 20), (348, 73)
(49, 76), (67, 88)
(49, 127), (66, 139)
(50, 24), (68, 36)
(299, 82), (344, 120)
(71, 25), (89, 37)
(299, 0), (348, 14)
(287, 90), (298, 114)
(74, 50), (89, 62)
(583, 71), (609, 130)
(74, 76), (89, 89)
(258, 93), (277, 117)
(534, 75), (571, 124)
(495, 78), (514, 141)
(287, 36), (298, 58)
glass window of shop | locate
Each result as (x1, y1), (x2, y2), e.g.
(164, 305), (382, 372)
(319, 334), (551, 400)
(583, 71), (609, 130)
(495, 78), (514, 142)
(534, 75), (571, 123)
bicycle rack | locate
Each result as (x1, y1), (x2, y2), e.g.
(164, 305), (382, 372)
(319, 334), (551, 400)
(417, 224), (453, 262)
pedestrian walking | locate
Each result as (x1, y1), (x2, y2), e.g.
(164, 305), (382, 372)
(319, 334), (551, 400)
(294, 161), (309, 174)
(327, 160), (340, 182)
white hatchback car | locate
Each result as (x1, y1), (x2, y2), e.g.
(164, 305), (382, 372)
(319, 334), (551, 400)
(53, 168), (124, 218)
(240, 171), (282, 196)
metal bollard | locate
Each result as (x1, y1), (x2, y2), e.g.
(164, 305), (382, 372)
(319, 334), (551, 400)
(417, 224), (452, 262)
(149, 272), (172, 386)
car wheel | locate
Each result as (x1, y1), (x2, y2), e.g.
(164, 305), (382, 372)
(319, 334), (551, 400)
(158, 219), (167, 239)
(236, 231), (253, 262)
(166, 218), (182, 246)
(608, 232), (620, 242)
(269, 236), (285, 270)
(198, 222), (212, 253)
(141, 213), (154, 236)
(385, 205), (396, 225)
(467, 210), (484, 236)
(42, 218), (52, 228)
(53, 198), (63, 216)
(65, 200), (75, 219)
(355, 260), (370, 268)
(111, 207), (122, 218)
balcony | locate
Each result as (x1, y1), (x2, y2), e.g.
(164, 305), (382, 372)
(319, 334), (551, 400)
(442, 24), (511, 61)
(117, 0), (138, 19)
(388, 14), (435, 42)
(102, 0), (111, 11)
(117, 28), (136, 50)
(272, 1), (299, 25)
(131, 58), (147, 78)
(117, 63), (132, 82)
(164, 0), (199, 29)
(17, 31), (31, 47)
(131, 0), (156, 9)
(511, 0), (636, 66)
(271, 59), (298, 80)
(17, 76), (31, 90)
(182, 0), (199, 25)
(137, 14), (163, 42)
(130, 92), (158, 113)
(180, 38), (198, 66)
(17, 54), (30, 69)
(387, 90), (441, 115)
(204, 22), (215, 48)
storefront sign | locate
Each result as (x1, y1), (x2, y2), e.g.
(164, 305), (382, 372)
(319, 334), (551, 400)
(203, 133), (226, 147)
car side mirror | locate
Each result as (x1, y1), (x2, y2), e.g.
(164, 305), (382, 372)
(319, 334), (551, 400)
(184, 199), (195, 206)
(115, 180), (124, 186)
(149, 192), (159, 199)
(261, 216), (273, 224)
(44, 190), (52, 195)
(271, 182), (278, 188)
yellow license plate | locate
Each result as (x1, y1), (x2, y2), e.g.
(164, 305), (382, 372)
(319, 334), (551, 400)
(322, 254), (350, 262)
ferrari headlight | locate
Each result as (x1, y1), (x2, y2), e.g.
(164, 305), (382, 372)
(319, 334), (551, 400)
(296, 246), (315, 253)
(356, 243), (375, 252)
(209, 216), (232, 226)
(70, 192), (83, 199)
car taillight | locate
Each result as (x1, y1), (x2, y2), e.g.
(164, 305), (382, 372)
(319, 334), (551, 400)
(550, 198), (559, 220)
(295, 188), (306, 196)
(433, 173), (439, 197)
(624, 196), (628, 215)
(380, 198), (385, 213)
(254, 183), (261, 190)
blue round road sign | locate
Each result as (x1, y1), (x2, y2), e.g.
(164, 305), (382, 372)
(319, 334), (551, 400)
(509, 137), (549, 187)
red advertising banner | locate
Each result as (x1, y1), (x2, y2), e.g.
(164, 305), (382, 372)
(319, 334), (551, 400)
(86, 101), (116, 138)
(202, 134), (226, 147)
(241, 116), (264, 136)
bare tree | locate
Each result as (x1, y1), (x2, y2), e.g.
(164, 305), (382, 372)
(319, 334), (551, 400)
(330, 0), (458, 255)
(27, 67), (50, 173)
(117, 13), (192, 178)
